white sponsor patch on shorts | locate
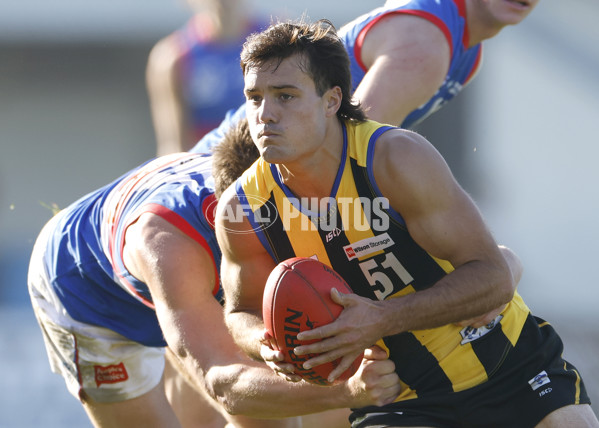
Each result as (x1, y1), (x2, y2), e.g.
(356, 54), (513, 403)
(343, 233), (394, 260)
(94, 363), (129, 387)
(529, 370), (551, 391)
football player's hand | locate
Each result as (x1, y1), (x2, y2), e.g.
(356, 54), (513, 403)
(346, 345), (401, 408)
(259, 330), (302, 382)
(294, 288), (384, 383)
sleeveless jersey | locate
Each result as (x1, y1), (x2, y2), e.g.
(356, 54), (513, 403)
(44, 153), (221, 347)
(175, 16), (263, 142)
(235, 120), (531, 401)
(339, 0), (483, 129)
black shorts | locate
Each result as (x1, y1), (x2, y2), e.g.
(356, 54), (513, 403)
(350, 315), (591, 428)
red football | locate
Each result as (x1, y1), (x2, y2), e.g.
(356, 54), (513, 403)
(262, 257), (363, 386)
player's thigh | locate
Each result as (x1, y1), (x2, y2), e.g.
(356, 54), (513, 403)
(82, 374), (180, 428)
(536, 404), (599, 428)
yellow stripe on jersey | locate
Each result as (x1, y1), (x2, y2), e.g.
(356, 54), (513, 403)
(573, 364), (582, 404)
(346, 119), (384, 167)
(274, 190), (331, 264)
(501, 292), (530, 346)
(394, 383), (418, 402)
(388, 284), (416, 298)
(441, 342), (489, 391)
(336, 151), (377, 249)
(238, 158), (275, 209)
(430, 255), (455, 274)
(411, 324), (487, 392)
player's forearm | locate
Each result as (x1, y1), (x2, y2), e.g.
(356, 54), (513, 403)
(206, 363), (354, 418)
(224, 310), (265, 361)
(385, 258), (514, 335)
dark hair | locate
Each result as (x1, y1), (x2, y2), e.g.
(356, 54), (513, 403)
(212, 118), (259, 198)
(240, 19), (366, 122)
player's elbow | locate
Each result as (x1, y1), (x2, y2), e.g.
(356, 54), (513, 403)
(203, 364), (260, 417)
(494, 262), (517, 305)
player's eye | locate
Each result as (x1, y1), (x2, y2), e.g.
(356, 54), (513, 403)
(246, 94), (262, 104)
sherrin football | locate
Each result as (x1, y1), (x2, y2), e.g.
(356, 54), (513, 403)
(262, 257), (363, 386)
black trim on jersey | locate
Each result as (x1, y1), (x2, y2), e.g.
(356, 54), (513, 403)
(352, 144), (380, 200)
(316, 202), (379, 300)
(470, 323), (513, 378)
(384, 332), (454, 395)
(259, 193), (295, 263)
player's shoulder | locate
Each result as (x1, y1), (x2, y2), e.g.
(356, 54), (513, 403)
(378, 126), (428, 145)
(374, 127), (445, 176)
(214, 182), (246, 232)
(147, 31), (188, 74)
(216, 181), (239, 209)
(349, 119), (423, 150)
(366, 4), (449, 41)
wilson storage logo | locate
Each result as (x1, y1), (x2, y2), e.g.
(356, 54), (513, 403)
(343, 233), (395, 260)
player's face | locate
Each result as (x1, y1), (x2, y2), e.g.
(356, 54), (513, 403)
(243, 55), (334, 165)
(476, 0), (539, 25)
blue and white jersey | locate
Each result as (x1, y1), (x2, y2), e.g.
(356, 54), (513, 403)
(44, 153), (220, 347)
(339, 0), (482, 129)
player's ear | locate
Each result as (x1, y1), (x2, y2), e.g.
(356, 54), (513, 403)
(324, 86), (342, 117)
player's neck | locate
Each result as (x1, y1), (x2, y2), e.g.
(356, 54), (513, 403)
(277, 123), (344, 200)
(464, 0), (505, 47)
(278, 165), (336, 201)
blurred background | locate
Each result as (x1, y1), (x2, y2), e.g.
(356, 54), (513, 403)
(0, 0), (597, 426)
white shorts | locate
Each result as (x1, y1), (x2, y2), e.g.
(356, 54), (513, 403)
(28, 214), (165, 403)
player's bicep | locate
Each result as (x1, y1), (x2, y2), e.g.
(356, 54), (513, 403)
(409, 184), (493, 267)
(374, 131), (497, 266)
(355, 14), (450, 126)
(220, 253), (265, 315)
(215, 189), (274, 315)
(124, 213), (217, 306)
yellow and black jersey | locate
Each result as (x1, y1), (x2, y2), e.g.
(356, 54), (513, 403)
(235, 119), (530, 401)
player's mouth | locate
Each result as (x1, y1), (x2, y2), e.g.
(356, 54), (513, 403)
(504, 0), (532, 9)
(258, 128), (280, 139)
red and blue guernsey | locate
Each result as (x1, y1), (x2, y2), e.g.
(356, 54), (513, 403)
(175, 16), (265, 141)
(339, 0), (483, 129)
(43, 153), (220, 347)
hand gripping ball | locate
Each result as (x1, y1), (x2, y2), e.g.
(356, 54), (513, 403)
(262, 257), (363, 385)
